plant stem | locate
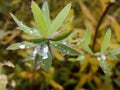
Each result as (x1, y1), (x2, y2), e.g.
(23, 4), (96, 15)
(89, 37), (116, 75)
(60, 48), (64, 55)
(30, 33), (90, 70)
(92, 2), (114, 52)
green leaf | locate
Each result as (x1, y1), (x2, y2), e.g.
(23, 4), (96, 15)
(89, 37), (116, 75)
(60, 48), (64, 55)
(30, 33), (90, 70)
(6, 41), (36, 50)
(76, 54), (85, 63)
(42, 2), (51, 29)
(101, 29), (111, 53)
(51, 42), (80, 56)
(106, 48), (120, 56)
(10, 13), (41, 37)
(68, 55), (85, 63)
(83, 27), (91, 45)
(97, 55), (111, 76)
(34, 54), (43, 70)
(28, 38), (46, 44)
(81, 44), (93, 54)
(47, 3), (71, 36)
(42, 50), (52, 72)
(31, 1), (47, 36)
(50, 29), (72, 41)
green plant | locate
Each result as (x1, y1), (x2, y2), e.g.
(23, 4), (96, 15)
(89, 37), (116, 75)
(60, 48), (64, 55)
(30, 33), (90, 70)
(7, 1), (80, 71)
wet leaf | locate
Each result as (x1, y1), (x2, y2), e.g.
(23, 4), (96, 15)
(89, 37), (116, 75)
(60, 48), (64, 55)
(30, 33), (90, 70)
(101, 29), (111, 53)
(47, 3), (71, 36)
(51, 42), (80, 56)
(7, 41), (36, 50)
(10, 13), (41, 37)
(34, 54), (43, 70)
(42, 50), (52, 72)
(31, 1), (47, 36)
(42, 2), (51, 29)
(97, 54), (111, 76)
(107, 48), (120, 56)
(76, 54), (85, 63)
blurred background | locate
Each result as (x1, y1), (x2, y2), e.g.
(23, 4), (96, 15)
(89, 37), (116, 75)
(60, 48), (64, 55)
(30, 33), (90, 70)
(0, 0), (120, 90)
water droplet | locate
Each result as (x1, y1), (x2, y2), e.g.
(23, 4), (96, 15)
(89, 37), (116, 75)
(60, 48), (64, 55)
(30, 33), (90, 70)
(42, 54), (48, 59)
(43, 46), (48, 53)
(29, 30), (33, 33)
(54, 44), (57, 46)
(18, 44), (25, 49)
(97, 54), (106, 61)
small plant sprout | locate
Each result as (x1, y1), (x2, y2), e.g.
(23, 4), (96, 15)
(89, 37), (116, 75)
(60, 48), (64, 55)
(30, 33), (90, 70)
(7, 1), (80, 71)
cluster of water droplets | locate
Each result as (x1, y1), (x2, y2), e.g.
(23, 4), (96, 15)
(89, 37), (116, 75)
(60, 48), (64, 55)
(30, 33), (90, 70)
(19, 22), (40, 37)
(54, 43), (70, 55)
(31, 43), (49, 60)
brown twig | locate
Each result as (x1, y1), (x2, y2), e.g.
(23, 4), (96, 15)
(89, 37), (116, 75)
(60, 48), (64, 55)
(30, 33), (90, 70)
(92, 2), (115, 52)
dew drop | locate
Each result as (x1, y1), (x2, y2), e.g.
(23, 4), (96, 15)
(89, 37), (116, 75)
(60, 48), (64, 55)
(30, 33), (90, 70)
(29, 30), (33, 33)
(18, 44), (25, 49)
(42, 54), (48, 59)
(97, 54), (106, 61)
(43, 46), (48, 53)
(54, 44), (57, 46)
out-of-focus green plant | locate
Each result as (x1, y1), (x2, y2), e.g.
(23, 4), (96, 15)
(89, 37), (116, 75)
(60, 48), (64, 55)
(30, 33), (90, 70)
(7, 1), (80, 71)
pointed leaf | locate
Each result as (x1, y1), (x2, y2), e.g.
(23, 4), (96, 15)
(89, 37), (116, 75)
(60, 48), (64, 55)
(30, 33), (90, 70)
(42, 2), (51, 29)
(50, 29), (72, 41)
(47, 3), (71, 36)
(83, 27), (91, 45)
(51, 42), (80, 56)
(42, 50), (52, 71)
(34, 54), (43, 70)
(101, 29), (111, 53)
(81, 44), (93, 54)
(7, 41), (36, 50)
(106, 48), (120, 56)
(97, 55), (111, 76)
(31, 1), (47, 36)
(10, 13), (41, 37)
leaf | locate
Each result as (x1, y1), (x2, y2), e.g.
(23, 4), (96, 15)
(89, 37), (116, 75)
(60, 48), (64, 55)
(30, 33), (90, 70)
(47, 3), (71, 36)
(10, 13), (41, 37)
(68, 54), (85, 63)
(42, 2), (51, 29)
(97, 55), (111, 76)
(106, 48), (120, 60)
(31, 1), (47, 36)
(28, 38), (46, 44)
(50, 29), (72, 41)
(51, 42), (80, 56)
(107, 48), (120, 56)
(101, 29), (111, 53)
(76, 54), (85, 63)
(42, 50), (52, 72)
(6, 41), (36, 50)
(83, 27), (91, 46)
(34, 54), (43, 70)
(81, 45), (93, 54)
